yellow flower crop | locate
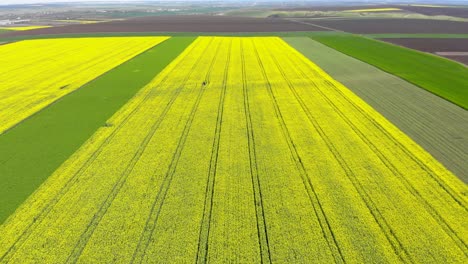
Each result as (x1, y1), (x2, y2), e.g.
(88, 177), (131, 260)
(0, 37), (168, 134)
(0, 37), (466, 263)
(0, 26), (52, 31)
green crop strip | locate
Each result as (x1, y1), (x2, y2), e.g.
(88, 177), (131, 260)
(0, 36), (196, 224)
(312, 35), (468, 109)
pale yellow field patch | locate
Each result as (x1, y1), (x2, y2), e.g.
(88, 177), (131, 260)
(54, 20), (102, 24)
(0, 26), (51, 31)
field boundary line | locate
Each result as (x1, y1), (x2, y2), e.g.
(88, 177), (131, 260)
(131, 38), (221, 264)
(252, 38), (345, 264)
(270, 39), (412, 262)
(241, 39), (272, 264)
(0, 39), (198, 263)
(285, 19), (344, 33)
(195, 39), (232, 263)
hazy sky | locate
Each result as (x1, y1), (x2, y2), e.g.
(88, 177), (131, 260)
(1, 0), (186, 4)
(3, 0), (465, 5)
(3, 0), (146, 3)
(0, 0), (248, 4)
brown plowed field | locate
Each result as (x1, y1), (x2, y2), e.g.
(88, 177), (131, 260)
(273, 5), (400, 12)
(304, 18), (468, 34)
(1, 16), (327, 37)
(402, 5), (468, 18)
(274, 5), (468, 18)
(381, 38), (468, 64)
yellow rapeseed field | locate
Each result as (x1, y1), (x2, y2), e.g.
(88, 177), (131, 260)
(0, 37), (168, 134)
(0, 37), (466, 263)
(0, 26), (51, 31)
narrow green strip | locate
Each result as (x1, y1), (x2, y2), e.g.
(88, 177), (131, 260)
(312, 34), (468, 109)
(0, 36), (196, 224)
(365, 33), (468, 39)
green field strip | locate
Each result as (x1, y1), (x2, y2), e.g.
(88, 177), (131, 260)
(284, 36), (468, 183)
(365, 33), (468, 38)
(310, 34), (468, 109)
(0, 31), (343, 42)
(0, 36), (195, 224)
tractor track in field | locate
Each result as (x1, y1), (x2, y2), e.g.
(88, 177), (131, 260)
(65, 39), (209, 262)
(196, 40), (232, 264)
(266, 42), (413, 262)
(252, 39), (346, 264)
(240, 40), (272, 264)
(330, 85), (468, 210)
(315, 79), (468, 254)
(282, 40), (468, 253)
(130, 39), (221, 264)
(0, 40), (199, 264)
(66, 79), (182, 263)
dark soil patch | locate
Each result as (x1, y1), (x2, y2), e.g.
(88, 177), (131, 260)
(401, 5), (468, 18)
(273, 5), (400, 12)
(442, 55), (468, 64)
(1, 16), (327, 37)
(379, 38), (468, 52)
(380, 38), (468, 64)
(306, 19), (468, 34)
(274, 5), (468, 18)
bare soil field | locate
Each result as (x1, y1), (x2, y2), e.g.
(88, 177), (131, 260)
(381, 38), (468, 64)
(305, 18), (468, 34)
(274, 5), (468, 18)
(402, 5), (468, 18)
(273, 5), (400, 12)
(1, 16), (326, 37)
